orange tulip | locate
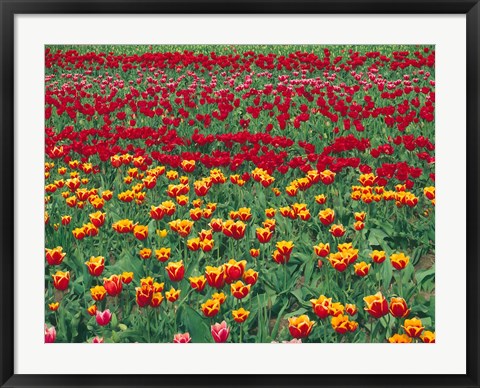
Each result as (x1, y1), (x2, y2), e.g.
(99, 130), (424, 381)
(328, 302), (345, 317)
(243, 269), (258, 286)
(230, 281), (251, 299)
(315, 194), (327, 205)
(389, 297), (410, 318)
(202, 208), (213, 219)
(89, 211), (106, 228)
(87, 304), (97, 316)
(150, 205), (165, 220)
(358, 173), (377, 187)
(205, 265), (225, 289)
(133, 225), (148, 240)
(45, 247), (66, 266)
(189, 276), (207, 292)
(174, 219), (194, 238)
(388, 334), (413, 343)
(150, 292), (164, 308)
(421, 331), (435, 343)
(402, 318), (425, 338)
(85, 256), (105, 277)
(102, 190), (113, 201)
(256, 227), (273, 243)
(61, 215), (72, 226)
(288, 315), (315, 339)
(224, 259), (247, 282)
(135, 285), (154, 307)
(121, 272), (134, 284)
(353, 221), (365, 231)
(424, 186), (435, 200)
(90, 285), (107, 301)
(165, 260), (185, 282)
(209, 218), (223, 232)
(272, 249), (289, 265)
(212, 292), (227, 304)
(263, 219), (276, 231)
(72, 227), (86, 240)
(328, 252), (350, 272)
(165, 288), (181, 302)
(250, 248), (260, 258)
(370, 250), (386, 264)
(330, 224), (346, 237)
(238, 207), (252, 222)
(331, 314), (353, 334)
(222, 220), (246, 240)
(161, 200), (176, 216)
(364, 292), (389, 319)
(112, 219), (134, 233)
(276, 240), (294, 257)
(52, 271), (70, 291)
(187, 237), (201, 251)
(345, 304), (358, 316)
(175, 195), (188, 206)
(201, 299), (221, 318)
(154, 282), (164, 293)
(200, 239), (214, 252)
(265, 208), (276, 218)
(189, 208), (202, 221)
(310, 295), (332, 319)
(320, 170), (336, 185)
(155, 247), (171, 262)
(198, 229), (213, 241)
(181, 159), (196, 173)
(313, 243), (330, 257)
(354, 261), (371, 277)
(139, 248), (152, 259)
(390, 253), (410, 270)
(354, 212), (367, 222)
(103, 275), (123, 296)
(232, 308), (250, 323)
(318, 208), (335, 225)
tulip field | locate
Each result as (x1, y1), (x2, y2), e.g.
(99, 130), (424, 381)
(44, 45), (435, 344)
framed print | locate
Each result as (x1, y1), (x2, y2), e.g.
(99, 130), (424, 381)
(1, 1), (479, 387)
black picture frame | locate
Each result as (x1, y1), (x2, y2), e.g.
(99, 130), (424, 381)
(1, 1), (479, 387)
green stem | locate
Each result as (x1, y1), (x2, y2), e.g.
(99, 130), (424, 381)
(147, 309), (152, 342)
(370, 318), (373, 343)
(397, 272), (403, 297)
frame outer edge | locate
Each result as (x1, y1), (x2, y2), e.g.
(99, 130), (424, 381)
(0, 1), (15, 387)
(466, 2), (480, 387)
(1, 1), (480, 387)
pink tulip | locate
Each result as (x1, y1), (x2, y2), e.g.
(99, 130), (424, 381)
(211, 320), (230, 343)
(44, 324), (56, 343)
(95, 309), (112, 326)
(92, 336), (104, 343)
(271, 338), (302, 344)
(173, 332), (192, 343)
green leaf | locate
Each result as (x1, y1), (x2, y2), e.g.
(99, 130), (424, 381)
(111, 313), (118, 329)
(304, 259), (315, 285)
(270, 301), (289, 340)
(182, 305), (211, 343)
(382, 262), (393, 290)
(284, 307), (307, 319)
(415, 267), (435, 285)
(368, 228), (390, 248)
